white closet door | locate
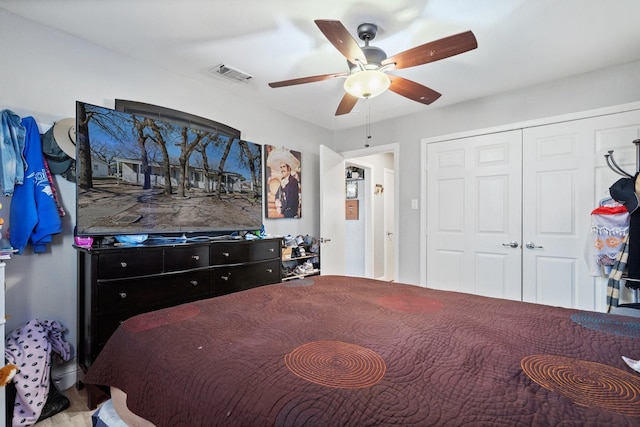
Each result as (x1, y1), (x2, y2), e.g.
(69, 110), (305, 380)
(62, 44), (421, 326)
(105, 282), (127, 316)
(522, 122), (595, 309)
(522, 110), (640, 310)
(592, 110), (640, 308)
(426, 130), (523, 300)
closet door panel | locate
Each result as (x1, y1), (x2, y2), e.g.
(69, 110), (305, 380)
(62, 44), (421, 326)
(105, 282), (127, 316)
(427, 131), (522, 300)
(593, 110), (640, 308)
(437, 178), (465, 232)
(527, 255), (578, 307)
(594, 112), (640, 202)
(522, 122), (595, 309)
(431, 249), (465, 292)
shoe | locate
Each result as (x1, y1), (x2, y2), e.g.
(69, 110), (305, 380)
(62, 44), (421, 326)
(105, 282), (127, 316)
(302, 261), (314, 273)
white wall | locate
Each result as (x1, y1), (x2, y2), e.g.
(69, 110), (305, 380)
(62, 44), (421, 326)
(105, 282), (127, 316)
(0, 10), (330, 360)
(334, 60), (640, 285)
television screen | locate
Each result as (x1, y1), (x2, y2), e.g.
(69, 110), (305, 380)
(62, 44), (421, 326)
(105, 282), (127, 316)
(75, 101), (263, 236)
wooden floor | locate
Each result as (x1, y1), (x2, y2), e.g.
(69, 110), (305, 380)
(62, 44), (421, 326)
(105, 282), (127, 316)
(31, 386), (100, 427)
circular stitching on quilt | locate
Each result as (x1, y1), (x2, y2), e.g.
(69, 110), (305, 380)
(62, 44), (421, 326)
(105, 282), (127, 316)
(521, 354), (640, 416)
(285, 340), (386, 388)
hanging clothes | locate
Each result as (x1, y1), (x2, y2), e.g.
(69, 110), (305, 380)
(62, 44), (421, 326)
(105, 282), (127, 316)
(0, 109), (26, 196)
(8, 116), (62, 254)
(626, 211), (640, 284)
(585, 204), (629, 276)
(609, 173), (640, 282)
(607, 235), (629, 311)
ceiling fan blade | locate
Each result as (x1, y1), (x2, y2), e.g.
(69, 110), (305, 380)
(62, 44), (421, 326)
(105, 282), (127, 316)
(388, 75), (441, 105)
(335, 93), (359, 116)
(315, 20), (367, 66)
(268, 72), (347, 88)
(382, 31), (477, 70)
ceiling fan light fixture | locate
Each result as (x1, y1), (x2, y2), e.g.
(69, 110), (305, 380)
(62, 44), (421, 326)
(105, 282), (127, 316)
(343, 70), (390, 99)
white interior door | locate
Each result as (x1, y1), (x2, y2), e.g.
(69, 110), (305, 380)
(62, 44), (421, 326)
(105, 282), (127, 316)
(593, 110), (640, 308)
(319, 145), (345, 275)
(426, 130), (523, 300)
(522, 109), (640, 310)
(384, 168), (395, 281)
(522, 121), (594, 309)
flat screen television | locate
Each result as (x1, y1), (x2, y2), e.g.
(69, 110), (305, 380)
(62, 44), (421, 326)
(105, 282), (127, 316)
(75, 101), (263, 237)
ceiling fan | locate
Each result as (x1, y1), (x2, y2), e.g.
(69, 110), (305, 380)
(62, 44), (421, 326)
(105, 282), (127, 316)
(269, 20), (477, 116)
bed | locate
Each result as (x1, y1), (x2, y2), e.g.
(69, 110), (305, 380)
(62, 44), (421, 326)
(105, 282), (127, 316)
(83, 275), (640, 426)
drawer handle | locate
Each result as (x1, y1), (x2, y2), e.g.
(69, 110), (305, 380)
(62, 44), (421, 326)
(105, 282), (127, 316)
(269, 248), (274, 252)
(192, 255), (200, 261)
(221, 275), (230, 281)
(120, 261), (128, 268)
(190, 280), (198, 286)
(266, 268), (273, 273)
(119, 292), (127, 299)
(222, 252), (230, 257)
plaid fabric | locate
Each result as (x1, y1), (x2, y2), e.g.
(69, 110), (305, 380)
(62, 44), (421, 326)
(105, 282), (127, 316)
(607, 234), (629, 312)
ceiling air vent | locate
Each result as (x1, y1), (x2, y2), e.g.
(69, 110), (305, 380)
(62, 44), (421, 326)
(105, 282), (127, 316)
(209, 64), (253, 83)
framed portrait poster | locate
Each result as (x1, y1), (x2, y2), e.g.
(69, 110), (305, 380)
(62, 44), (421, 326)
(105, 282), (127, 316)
(265, 145), (302, 218)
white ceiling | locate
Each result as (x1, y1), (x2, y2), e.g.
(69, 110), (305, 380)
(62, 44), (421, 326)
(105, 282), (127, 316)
(2, 0), (640, 130)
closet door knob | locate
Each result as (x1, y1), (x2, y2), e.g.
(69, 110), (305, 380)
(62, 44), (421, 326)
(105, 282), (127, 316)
(525, 242), (543, 249)
(502, 241), (519, 248)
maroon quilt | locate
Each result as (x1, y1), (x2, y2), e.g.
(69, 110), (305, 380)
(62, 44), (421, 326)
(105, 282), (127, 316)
(84, 275), (640, 426)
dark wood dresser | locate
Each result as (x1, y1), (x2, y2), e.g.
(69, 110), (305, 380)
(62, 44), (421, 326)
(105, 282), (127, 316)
(76, 238), (282, 373)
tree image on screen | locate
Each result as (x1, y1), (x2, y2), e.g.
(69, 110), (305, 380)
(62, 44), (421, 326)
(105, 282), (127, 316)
(75, 102), (262, 236)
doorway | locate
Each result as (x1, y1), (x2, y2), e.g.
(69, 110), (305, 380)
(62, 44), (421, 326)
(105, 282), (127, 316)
(341, 143), (399, 282)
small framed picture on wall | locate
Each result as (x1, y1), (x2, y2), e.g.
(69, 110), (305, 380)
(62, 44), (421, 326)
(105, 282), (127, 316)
(346, 199), (359, 220)
(346, 181), (358, 199)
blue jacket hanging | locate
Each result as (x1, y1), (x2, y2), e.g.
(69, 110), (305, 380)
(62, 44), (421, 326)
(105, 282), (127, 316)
(9, 116), (62, 254)
(0, 109), (26, 195)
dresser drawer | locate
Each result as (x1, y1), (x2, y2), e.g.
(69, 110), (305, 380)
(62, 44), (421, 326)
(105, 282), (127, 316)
(251, 240), (280, 261)
(210, 259), (281, 296)
(210, 242), (250, 265)
(96, 295), (204, 347)
(164, 245), (209, 272)
(97, 270), (209, 314)
(98, 249), (164, 279)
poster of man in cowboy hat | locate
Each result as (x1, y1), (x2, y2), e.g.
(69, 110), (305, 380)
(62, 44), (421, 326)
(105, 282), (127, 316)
(265, 145), (301, 218)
